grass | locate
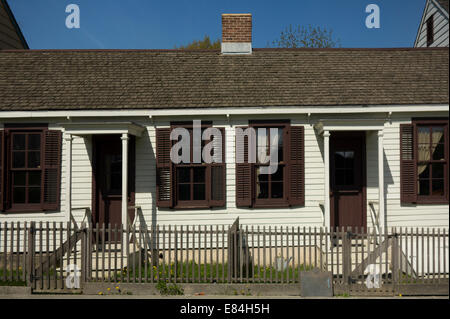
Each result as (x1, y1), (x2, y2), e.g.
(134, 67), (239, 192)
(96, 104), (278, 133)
(0, 268), (26, 286)
(104, 261), (316, 283)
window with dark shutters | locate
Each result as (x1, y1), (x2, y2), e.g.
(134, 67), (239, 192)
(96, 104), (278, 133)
(401, 120), (449, 205)
(155, 125), (226, 208)
(400, 124), (417, 203)
(0, 126), (62, 212)
(235, 122), (305, 208)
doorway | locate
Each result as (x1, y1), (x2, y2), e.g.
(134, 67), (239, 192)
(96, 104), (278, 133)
(92, 134), (135, 241)
(330, 131), (366, 232)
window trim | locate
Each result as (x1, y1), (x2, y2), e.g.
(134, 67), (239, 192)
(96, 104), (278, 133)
(170, 122), (225, 209)
(249, 121), (290, 208)
(413, 119), (449, 204)
(2, 126), (48, 212)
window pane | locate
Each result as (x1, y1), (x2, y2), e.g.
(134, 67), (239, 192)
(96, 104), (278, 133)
(417, 127), (430, 144)
(277, 128), (283, 162)
(418, 180), (430, 196)
(272, 167), (283, 181)
(432, 180), (444, 196)
(345, 169), (354, 185)
(335, 152), (345, 169)
(28, 187), (41, 203)
(432, 163), (444, 178)
(12, 152), (25, 168)
(13, 187), (26, 203)
(177, 168), (190, 183)
(28, 171), (41, 186)
(13, 171), (26, 186)
(344, 151), (354, 168)
(193, 167), (205, 183)
(13, 134), (25, 150)
(257, 182), (269, 199)
(418, 144), (430, 161)
(335, 169), (346, 186)
(256, 167), (269, 182)
(271, 182), (283, 198)
(28, 134), (41, 150)
(418, 164), (429, 179)
(178, 184), (190, 201)
(193, 184), (206, 200)
(432, 143), (445, 161)
(28, 151), (41, 168)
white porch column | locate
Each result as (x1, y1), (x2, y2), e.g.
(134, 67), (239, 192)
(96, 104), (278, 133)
(121, 133), (129, 228)
(324, 130), (331, 231)
(378, 130), (385, 233)
(64, 133), (73, 220)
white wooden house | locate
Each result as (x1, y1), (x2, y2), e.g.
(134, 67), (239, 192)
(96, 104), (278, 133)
(415, 0), (449, 47)
(0, 13), (448, 235)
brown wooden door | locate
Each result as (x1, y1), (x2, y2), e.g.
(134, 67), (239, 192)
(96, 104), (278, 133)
(330, 132), (366, 231)
(92, 135), (135, 241)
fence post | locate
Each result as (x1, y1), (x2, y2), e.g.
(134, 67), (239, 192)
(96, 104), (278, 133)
(391, 229), (399, 293)
(343, 228), (351, 293)
(80, 222), (86, 287)
(27, 222), (35, 289)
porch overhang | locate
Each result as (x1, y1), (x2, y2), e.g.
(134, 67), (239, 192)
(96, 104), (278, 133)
(58, 121), (146, 137)
(314, 119), (386, 135)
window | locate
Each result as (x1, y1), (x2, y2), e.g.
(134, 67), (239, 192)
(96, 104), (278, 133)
(400, 119), (449, 204)
(426, 15), (434, 47)
(155, 123), (225, 209)
(416, 123), (447, 201)
(235, 121), (305, 208)
(0, 126), (62, 212)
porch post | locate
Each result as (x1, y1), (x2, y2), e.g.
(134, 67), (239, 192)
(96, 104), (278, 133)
(378, 130), (385, 233)
(324, 130), (331, 231)
(64, 133), (73, 220)
(121, 133), (129, 229)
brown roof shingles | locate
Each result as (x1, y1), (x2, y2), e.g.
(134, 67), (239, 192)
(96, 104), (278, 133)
(0, 48), (448, 111)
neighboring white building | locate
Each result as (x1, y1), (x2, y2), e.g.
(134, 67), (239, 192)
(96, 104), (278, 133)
(415, 0), (449, 47)
(0, 14), (449, 234)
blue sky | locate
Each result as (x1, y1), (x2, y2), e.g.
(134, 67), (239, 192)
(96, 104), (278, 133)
(8, 0), (426, 49)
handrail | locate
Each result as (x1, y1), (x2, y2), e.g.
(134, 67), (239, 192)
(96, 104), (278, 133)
(368, 201), (380, 243)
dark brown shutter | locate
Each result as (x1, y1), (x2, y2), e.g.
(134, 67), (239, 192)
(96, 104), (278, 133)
(235, 126), (252, 207)
(400, 124), (417, 204)
(288, 126), (305, 206)
(156, 128), (173, 207)
(210, 127), (226, 207)
(42, 130), (62, 210)
(0, 130), (4, 211)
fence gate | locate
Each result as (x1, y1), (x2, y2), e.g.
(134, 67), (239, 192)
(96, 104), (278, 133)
(27, 221), (87, 292)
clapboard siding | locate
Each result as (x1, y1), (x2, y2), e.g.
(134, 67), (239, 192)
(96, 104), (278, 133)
(0, 112), (448, 230)
(415, 0), (449, 47)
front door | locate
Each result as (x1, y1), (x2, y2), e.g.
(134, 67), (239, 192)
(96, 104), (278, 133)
(93, 135), (135, 240)
(330, 131), (366, 232)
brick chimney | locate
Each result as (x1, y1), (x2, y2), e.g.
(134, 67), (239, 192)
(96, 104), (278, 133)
(221, 14), (252, 54)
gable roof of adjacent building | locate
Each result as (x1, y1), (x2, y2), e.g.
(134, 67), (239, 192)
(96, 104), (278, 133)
(0, 48), (448, 111)
(0, 0), (28, 50)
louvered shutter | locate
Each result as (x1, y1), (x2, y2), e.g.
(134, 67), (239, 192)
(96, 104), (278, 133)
(42, 130), (62, 210)
(0, 130), (4, 211)
(288, 126), (305, 206)
(210, 127), (226, 207)
(235, 127), (252, 207)
(156, 128), (173, 207)
(400, 124), (417, 204)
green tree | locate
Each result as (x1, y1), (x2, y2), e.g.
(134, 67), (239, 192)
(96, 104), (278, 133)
(176, 35), (221, 49)
(269, 25), (341, 48)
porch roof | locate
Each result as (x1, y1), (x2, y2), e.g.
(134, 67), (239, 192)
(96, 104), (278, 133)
(60, 121), (146, 137)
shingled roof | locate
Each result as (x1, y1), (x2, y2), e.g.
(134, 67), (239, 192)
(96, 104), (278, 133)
(0, 48), (448, 111)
